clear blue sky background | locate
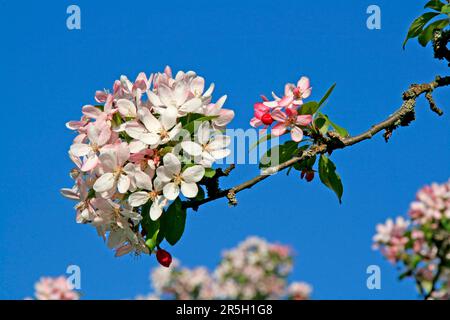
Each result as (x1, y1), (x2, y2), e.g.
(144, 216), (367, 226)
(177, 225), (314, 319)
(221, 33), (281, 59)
(0, 0), (449, 300)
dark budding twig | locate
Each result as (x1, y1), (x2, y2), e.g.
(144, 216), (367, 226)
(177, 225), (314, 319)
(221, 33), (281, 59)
(183, 76), (450, 210)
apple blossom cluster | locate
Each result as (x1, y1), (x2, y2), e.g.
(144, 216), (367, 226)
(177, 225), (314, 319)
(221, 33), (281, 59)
(250, 77), (313, 142)
(142, 237), (312, 300)
(373, 180), (450, 299)
(27, 276), (79, 300)
(61, 66), (234, 261)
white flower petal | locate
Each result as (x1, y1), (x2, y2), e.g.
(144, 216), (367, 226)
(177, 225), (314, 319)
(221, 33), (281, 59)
(197, 121), (211, 145)
(209, 135), (231, 150)
(147, 90), (163, 107)
(128, 191), (150, 207)
(150, 197), (166, 221)
(93, 172), (115, 193)
(138, 108), (162, 133)
(117, 174), (131, 193)
(163, 183), (180, 200)
(125, 122), (147, 140)
(60, 188), (80, 200)
(210, 149), (231, 160)
(203, 83), (215, 97)
(162, 153), (181, 175)
(168, 123), (182, 141)
(174, 81), (188, 106)
(129, 140), (147, 153)
(181, 141), (203, 157)
(158, 85), (175, 108)
(117, 99), (137, 117)
(181, 182), (198, 198)
(160, 106), (178, 130)
(134, 170), (153, 190)
(70, 143), (91, 157)
(99, 150), (117, 171)
(180, 97), (202, 113)
(153, 177), (165, 191)
(139, 132), (160, 145)
(182, 165), (205, 183)
(156, 166), (173, 183)
(81, 154), (99, 172)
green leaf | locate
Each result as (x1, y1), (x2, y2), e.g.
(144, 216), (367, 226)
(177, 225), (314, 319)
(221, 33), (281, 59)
(418, 18), (449, 47)
(403, 12), (440, 48)
(318, 155), (344, 203)
(160, 198), (186, 246)
(318, 83), (337, 108)
(299, 101), (319, 115)
(183, 114), (218, 133)
(141, 207), (161, 252)
(441, 4), (450, 14)
(314, 116), (329, 135)
(425, 0), (445, 11)
(322, 114), (349, 137)
(300, 84), (336, 116)
(259, 141), (299, 169)
(204, 168), (216, 178)
(145, 222), (160, 252)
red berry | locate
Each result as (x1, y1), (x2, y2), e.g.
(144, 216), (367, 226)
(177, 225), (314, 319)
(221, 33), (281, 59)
(305, 171), (315, 182)
(261, 113), (273, 125)
(156, 249), (172, 268)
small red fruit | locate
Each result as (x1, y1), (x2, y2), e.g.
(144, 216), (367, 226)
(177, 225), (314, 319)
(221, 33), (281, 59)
(305, 171), (315, 182)
(156, 249), (172, 268)
(261, 113), (274, 125)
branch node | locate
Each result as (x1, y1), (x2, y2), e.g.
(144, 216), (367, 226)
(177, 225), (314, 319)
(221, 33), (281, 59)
(226, 189), (238, 207)
(222, 164), (236, 176)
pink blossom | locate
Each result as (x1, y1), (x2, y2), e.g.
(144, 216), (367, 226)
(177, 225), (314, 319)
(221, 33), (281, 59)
(33, 277), (79, 300)
(271, 108), (313, 142)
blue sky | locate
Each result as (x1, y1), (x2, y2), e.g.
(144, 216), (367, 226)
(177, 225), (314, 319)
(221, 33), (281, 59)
(0, 0), (449, 299)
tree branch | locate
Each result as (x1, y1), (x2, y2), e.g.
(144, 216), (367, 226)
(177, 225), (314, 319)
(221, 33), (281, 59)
(433, 29), (450, 66)
(184, 76), (450, 210)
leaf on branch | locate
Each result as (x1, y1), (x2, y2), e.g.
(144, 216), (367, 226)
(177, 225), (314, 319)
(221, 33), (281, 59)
(182, 114), (218, 134)
(204, 168), (216, 178)
(315, 113), (349, 137)
(425, 0), (445, 12)
(145, 222), (160, 252)
(299, 101), (320, 115)
(403, 12), (440, 48)
(418, 18), (449, 47)
(160, 198), (187, 246)
(142, 204), (162, 252)
(259, 141), (300, 169)
(318, 83), (337, 109)
(318, 155), (344, 203)
(314, 115), (329, 135)
(298, 83), (336, 116)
